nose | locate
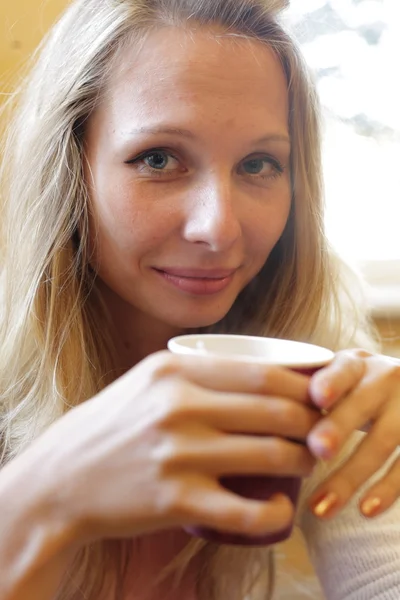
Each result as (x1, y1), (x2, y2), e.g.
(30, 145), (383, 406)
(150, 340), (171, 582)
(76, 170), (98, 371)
(182, 175), (242, 252)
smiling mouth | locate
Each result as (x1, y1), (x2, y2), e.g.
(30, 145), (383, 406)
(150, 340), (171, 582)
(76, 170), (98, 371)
(153, 267), (238, 295)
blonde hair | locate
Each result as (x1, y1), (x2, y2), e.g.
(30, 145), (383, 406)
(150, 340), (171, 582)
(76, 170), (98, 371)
(0, 0), (378, 598)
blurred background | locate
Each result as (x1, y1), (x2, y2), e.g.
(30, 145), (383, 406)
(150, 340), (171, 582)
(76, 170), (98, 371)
(0, 2), (399, 597)
(285, 0), (400, 334)
(1, 0), (399, 323)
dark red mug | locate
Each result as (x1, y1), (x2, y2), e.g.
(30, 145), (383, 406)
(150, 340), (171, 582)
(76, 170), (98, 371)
(167, 335), (334, 546)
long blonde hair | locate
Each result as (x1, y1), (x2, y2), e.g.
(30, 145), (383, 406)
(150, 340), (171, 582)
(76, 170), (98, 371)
(0, 0), (377, 598)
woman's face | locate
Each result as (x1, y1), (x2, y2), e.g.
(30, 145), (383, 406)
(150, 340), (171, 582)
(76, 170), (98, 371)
(84, 26), (291, 332)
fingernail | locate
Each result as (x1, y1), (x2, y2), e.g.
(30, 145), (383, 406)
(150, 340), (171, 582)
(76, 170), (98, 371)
(312, 492), (338, 517)
(321, 385), (335, 400)
(309, 433), (337, 459)
(361, 497), (382, 517)
(314, 385), (335, 408)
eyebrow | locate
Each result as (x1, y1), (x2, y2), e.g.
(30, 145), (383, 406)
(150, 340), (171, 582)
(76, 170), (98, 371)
(128, 126), (291, 145)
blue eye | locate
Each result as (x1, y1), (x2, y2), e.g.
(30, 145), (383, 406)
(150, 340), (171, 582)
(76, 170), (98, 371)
(244, 158), (266, 174)
(126, 148), (182, 177)
(241, 156), (284, 179)
(143, 151), (174, 170)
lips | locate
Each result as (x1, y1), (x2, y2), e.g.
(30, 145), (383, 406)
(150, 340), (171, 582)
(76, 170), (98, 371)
(153, 267), (238, 295)
(157, 268), (238, 279)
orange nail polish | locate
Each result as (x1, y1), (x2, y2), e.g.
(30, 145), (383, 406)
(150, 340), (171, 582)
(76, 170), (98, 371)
(312, 492), (338, 517)
(310, 433), (337, 459)
(321, 386), (335, 402)
(315, 385), (335, 408)
(361, 497), (382, 517)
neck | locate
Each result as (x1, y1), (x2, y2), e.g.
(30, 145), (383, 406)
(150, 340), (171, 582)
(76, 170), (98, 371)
(96, 280), (183, 373)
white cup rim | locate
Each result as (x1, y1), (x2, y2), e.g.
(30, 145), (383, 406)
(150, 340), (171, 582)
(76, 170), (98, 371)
(168, 334), (334, 368)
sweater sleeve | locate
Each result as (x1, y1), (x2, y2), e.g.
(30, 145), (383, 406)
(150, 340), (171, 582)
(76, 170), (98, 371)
(297, 433), (400, 599)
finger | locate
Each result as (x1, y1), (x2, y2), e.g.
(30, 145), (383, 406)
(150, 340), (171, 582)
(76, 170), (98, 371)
(166, 432), (316, 477)
(309, 349), (369, 410)
(145, 351), (311, 403)
(175, 476), (295, 537)
(165, 387), (322, 440)
(307, 372), (386, 460)
(308, 417), (400, 518)
(359, 454), (400, 518)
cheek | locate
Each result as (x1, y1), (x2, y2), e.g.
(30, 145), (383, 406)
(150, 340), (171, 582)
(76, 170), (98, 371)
(245, 195), (291, 261)
(87, 180), (140, 270)
(88, 179), (179, 270)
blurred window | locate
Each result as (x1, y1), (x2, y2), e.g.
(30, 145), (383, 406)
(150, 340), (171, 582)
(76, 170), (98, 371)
(286, 0), (400, 311)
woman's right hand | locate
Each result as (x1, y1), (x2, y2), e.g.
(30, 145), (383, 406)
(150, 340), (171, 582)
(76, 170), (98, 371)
(31, 351), (320, 546)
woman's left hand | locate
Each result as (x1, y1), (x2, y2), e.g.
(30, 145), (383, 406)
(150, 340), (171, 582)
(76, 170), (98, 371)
(306, 349), (400, 520)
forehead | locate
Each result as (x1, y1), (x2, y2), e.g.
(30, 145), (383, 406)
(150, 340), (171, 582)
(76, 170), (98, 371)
(103, 26), (289, 133)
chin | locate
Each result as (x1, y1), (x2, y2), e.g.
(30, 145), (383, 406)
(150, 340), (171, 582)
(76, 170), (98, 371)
(160, 307), (232, 330)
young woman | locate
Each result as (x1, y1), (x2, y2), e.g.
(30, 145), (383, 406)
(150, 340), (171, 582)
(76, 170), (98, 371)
(1, 0), (399, 598)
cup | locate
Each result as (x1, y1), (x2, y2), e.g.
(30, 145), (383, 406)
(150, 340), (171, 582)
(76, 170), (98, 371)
(167, 334), (334, 546)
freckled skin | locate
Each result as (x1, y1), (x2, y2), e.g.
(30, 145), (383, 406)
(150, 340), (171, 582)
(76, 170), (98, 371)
(84, 27), (291, 361)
